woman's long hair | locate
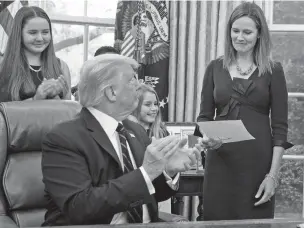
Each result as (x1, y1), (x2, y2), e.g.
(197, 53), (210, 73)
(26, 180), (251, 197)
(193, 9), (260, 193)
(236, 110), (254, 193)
(0, 6), (62, 100)
(223, 2), (273, 76)
(132, 84), (167, 139)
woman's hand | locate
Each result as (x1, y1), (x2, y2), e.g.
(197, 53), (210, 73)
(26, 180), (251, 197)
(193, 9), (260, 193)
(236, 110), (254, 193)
(56, 75), (69, 96)
(198, 133), (223, 150)
(34, 79), (58, 100)
(33, 85), (47, 100)
(254, 175), (277, 206)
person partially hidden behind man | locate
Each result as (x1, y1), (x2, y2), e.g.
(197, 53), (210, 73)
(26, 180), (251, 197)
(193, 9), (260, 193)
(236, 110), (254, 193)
(71, 46), (120, 101)
(41, 54), (201, 226)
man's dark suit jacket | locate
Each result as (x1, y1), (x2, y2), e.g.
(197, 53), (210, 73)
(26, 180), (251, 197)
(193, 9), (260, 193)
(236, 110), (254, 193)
(41, 108), (176, 226)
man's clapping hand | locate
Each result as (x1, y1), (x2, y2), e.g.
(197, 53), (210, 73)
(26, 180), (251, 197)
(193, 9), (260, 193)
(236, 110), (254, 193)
(142, 136), (182, 181)
(165, 138), (201, 177)
(142, 136), (202, 181)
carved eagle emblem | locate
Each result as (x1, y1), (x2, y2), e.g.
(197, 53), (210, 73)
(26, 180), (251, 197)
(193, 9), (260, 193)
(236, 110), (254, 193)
(115, 1), (169, 65)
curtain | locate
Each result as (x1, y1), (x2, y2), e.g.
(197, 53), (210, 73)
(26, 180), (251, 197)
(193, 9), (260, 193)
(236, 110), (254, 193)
(168, 0), (266, 220)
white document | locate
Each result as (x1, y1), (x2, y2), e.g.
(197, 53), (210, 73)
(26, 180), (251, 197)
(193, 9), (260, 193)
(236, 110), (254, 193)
(197, 120), (255, 143)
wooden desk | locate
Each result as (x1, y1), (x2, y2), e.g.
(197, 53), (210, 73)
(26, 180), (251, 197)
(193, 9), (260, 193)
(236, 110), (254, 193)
(171, 170), (204, 221)
(37, 218), (304, 228)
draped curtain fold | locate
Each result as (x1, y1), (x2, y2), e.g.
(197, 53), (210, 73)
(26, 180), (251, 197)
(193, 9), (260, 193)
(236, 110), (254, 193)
(168, 0), (266, 220)
(168, 0), (265, 123)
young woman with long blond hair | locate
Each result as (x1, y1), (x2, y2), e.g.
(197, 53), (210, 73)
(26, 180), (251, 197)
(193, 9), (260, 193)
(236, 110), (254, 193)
(129, 83), (168, 139)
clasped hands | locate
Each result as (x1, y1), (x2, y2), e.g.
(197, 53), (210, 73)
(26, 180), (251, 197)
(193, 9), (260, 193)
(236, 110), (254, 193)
(142, 135), (202, 181)
(34, 75), (68, 100)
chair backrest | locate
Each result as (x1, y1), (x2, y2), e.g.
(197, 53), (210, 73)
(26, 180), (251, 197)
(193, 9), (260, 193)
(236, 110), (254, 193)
(0, 100), (81, 227)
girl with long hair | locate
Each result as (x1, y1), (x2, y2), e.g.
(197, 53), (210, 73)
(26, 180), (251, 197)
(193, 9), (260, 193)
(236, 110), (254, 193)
(0, 6), (71, 101)
(129, 83), (168, 139)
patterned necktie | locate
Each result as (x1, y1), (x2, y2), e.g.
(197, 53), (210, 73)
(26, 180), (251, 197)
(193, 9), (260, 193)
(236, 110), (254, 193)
(116, 123), (143, 223)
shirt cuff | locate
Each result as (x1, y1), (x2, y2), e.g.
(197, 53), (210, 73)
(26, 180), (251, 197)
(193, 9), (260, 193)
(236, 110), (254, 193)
(272, 139), (294, 150)
(163, 171), (180, 191)
(139, 166), (155, 195)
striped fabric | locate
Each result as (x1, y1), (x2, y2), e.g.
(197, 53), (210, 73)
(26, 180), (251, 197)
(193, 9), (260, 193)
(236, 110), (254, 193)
(0, 0), (27, 55)
(120, 30), (135, 58)
(116, 123), (143, 223)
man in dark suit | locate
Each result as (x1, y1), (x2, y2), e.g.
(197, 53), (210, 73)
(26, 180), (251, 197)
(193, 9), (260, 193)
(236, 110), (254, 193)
(41, 54), (200, 226)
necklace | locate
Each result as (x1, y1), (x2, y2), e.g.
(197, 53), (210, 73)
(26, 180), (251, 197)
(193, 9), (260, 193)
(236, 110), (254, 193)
(28, 64), (42, 73)
(236, 62), (254, 76)
(29, 65), (43, 82)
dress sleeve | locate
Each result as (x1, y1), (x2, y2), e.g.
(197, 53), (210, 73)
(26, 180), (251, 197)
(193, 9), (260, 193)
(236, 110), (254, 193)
(270, 62), (293, 149)
(194, 60), (216, 137)
(196, 60), (216, 122)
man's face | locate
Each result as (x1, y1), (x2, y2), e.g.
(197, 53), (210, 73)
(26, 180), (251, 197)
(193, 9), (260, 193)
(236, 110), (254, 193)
(114, 65), (140, 116)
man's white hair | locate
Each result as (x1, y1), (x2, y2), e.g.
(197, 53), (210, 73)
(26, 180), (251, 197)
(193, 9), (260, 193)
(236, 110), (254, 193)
(78, 54), (139, 107)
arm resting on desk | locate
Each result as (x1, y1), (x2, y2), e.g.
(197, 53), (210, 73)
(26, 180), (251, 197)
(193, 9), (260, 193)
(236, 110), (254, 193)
(0, 215), (18, 228)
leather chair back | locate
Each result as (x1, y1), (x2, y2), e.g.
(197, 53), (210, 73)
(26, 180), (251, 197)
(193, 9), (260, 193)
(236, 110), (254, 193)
(0, 100), (81, 227)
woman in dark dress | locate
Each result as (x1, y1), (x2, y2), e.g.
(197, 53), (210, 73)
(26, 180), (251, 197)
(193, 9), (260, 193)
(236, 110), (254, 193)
(0, 6), (71, 102)
(195, 2), (292, 220)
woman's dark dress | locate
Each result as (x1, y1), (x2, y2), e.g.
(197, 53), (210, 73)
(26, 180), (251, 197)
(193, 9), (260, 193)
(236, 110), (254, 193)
(0, 66), (44, 102)
(196, 59), (290, 220)
(20, 65), (44, 100)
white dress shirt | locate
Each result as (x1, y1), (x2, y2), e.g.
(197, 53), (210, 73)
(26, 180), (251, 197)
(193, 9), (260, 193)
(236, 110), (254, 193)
(87, 107), (179, 224)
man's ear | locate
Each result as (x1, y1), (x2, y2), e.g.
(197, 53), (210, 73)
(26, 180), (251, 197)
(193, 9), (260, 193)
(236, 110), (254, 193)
(104, 86), (116, 102)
